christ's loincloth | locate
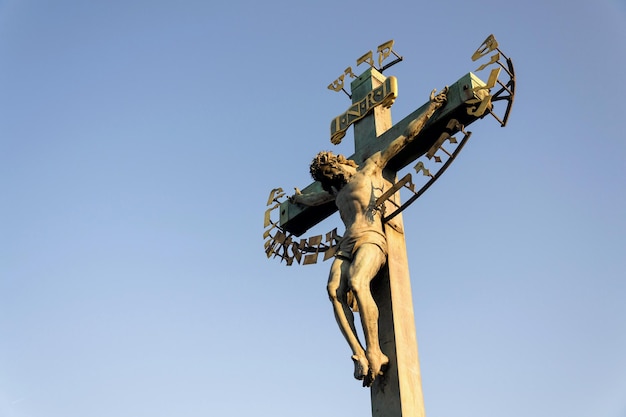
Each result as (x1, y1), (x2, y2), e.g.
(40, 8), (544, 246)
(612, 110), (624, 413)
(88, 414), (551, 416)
(336, 226), (387, 313)
(335, 227), (387, 261)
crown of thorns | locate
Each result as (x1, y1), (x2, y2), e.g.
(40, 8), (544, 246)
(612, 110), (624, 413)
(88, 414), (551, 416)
(309, 151), (357, 181)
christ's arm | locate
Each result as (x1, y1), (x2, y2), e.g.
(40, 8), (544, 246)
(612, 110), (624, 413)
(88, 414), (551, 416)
(290, 188), (335, 206)
(378, 87), (448, 167)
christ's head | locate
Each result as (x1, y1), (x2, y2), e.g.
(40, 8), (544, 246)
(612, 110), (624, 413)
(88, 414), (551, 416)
(310, 151), (358, 193)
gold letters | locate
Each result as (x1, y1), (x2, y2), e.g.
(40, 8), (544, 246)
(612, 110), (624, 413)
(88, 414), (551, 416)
(263, 189), (341, 266)
(356, 51), (375, 68)
(328, 67), (357, 92)
(330, 76), (398, 144)
(472, 34), (499, 62)
(377, 40), (395, 68)
(466, 95), (493, 117)
(328, 40), (400, 94)
(467, 35), (503, 117)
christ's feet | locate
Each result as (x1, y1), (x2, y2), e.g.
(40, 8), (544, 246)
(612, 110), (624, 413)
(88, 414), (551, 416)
(351, 354), (369, 381)
(363, 351), (389, 387)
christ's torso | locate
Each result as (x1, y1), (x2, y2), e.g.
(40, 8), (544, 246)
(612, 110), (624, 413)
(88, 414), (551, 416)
(335, 169), (385, 233)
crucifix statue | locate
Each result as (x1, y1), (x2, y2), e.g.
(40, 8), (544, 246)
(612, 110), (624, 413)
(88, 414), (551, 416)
(264, 36), (515, 417)
(291, 88), (448, 387)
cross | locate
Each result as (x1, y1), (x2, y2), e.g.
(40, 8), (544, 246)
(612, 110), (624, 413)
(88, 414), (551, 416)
(280, 68), (492, 417)
(271, 36), (515, 417)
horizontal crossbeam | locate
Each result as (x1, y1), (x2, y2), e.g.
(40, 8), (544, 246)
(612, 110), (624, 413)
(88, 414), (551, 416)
(280, 72), (489, 236)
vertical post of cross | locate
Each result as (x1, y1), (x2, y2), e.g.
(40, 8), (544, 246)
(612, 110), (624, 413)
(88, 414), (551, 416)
(351, 68), (393, 156)
(349, 68), (425, 417)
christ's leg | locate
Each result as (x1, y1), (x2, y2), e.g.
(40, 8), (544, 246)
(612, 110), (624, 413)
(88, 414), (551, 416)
(348, 244), (389, 387)
(327, 257), (368, 380)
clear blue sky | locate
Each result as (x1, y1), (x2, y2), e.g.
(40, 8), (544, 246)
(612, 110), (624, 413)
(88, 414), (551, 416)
(1, 1), (625, 416)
